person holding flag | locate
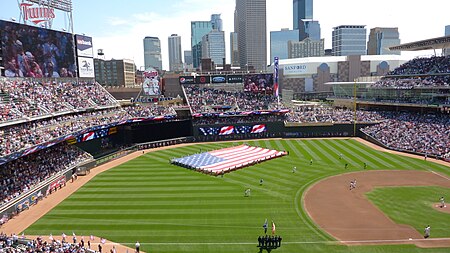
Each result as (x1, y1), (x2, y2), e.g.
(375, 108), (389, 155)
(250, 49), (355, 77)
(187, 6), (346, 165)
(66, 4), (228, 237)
(263, 219), (268, 234)
(272, 221), (276, 235)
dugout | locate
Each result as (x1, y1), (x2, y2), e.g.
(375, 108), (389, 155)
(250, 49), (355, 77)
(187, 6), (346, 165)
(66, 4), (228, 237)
(76, 160), (96, 176)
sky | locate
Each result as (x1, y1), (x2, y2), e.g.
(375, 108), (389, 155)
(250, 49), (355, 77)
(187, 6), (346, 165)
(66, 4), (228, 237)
(1, 0), (449, 70)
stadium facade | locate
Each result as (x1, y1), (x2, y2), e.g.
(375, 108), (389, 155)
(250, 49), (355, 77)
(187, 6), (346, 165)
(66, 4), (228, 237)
(272, 54), (407, 95)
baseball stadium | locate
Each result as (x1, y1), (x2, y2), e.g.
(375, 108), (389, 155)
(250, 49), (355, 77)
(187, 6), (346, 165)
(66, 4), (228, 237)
(1, 1), (450, 253)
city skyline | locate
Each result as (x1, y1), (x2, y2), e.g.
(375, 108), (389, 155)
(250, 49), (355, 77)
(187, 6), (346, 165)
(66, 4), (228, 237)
(0, 0), (449, 70)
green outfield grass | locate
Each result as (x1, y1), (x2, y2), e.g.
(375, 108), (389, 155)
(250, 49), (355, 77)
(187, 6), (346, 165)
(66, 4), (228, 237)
(367, 186), (450, 238)
(24, 139), (450, 253)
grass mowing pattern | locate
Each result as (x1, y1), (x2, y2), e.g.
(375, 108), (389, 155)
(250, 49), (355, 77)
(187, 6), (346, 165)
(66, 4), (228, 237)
(366, 186), (450, 238)
(24, 139), (450, 253)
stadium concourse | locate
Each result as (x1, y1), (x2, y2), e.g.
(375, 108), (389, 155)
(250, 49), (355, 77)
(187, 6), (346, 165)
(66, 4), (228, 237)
(0, 55), (449, 251)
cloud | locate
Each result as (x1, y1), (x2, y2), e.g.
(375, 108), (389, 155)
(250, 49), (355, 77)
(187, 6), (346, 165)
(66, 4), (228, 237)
(94, 0), (235, 69)
(106, 17), (129, 26)
(132, 12), (163, 23)
(92, 0), (449, 70)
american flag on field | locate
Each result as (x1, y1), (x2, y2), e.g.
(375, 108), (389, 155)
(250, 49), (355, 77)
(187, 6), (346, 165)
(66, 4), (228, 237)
(172, 145), (287, 175)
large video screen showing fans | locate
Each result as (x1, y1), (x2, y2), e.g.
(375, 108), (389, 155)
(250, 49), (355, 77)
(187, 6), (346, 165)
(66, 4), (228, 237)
(0, 20), (76, 78)
(243, 74), (274, 93)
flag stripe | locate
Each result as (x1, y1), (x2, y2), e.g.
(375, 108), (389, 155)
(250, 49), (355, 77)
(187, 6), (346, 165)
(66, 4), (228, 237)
(173, 145), (287, 175)
(202, 148), (275, 171)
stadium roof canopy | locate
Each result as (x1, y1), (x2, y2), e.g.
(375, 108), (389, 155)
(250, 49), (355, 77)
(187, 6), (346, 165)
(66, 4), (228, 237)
(389, 35), (450, 51)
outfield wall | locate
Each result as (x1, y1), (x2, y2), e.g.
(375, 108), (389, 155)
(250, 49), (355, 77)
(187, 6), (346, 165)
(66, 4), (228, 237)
(74, 120), (194, 158)
(192, 121), (376, 141)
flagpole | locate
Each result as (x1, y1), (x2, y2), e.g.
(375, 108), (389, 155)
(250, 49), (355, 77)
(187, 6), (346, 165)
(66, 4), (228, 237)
(274, 57), (280, 107)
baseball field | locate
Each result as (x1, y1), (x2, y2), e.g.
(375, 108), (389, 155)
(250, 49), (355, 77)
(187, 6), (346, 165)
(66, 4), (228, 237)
(22, 139), (450, 252)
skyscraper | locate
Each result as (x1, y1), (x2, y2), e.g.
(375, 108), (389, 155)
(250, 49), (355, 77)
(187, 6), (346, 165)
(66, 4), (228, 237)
(332, 25), (367, 56)
(299, 19), (320, 41)
(235, 0), (267, 71)
(288, 38), (325, 58)
(445, 25), (450, 56)
(211, 14), (223, 31)
(270, 28), (299, 61)
(367, 27), (401, 55)
(143, 36), (162, 71)
(293, 0), (313, 30)
(202, 30), (226, 67)
(184, 50), (193, 69)
(230, 32), (239, 66)
(168, 34), (183, 72)
(191, 21), (213, 69)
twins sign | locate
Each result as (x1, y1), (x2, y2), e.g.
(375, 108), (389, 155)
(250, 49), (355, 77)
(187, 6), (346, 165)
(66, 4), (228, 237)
(143, 68), (161, 96)
(20, 2), (56, 25)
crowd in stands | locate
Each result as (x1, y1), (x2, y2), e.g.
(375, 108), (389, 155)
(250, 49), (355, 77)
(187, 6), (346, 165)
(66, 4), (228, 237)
(0, 233), (90, 253)
(184, 84), (278, 113)
(286, 106), (386, 123)
(0, 144), (91, 207)
(371, 75), (450, 88)
(371, 56), (450, 88)
(0, 79), (118, 122)
(361, 112), (450, 158)
(387, 56), (450, 75)
(0, 105), (176, 156)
